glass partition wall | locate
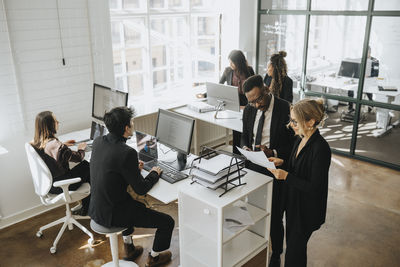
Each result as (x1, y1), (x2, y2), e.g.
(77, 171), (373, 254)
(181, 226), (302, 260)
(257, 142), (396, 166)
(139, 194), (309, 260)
(257, 0), (400, 170)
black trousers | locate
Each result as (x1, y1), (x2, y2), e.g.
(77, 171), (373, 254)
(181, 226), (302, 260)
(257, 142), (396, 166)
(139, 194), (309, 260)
(50, 160), (91, 210)
(232, 130), (241, 155)
(115, 204), (175, 252)
(270, 180), (285, 257)
(284, 224), (312, 267)
(246, 161), (285, 257)
(348, 91), (372, 109)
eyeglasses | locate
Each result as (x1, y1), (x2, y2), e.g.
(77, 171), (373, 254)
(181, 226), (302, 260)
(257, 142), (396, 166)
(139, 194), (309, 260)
(248, 94), (264, 106)
(289, 118), (298, 127)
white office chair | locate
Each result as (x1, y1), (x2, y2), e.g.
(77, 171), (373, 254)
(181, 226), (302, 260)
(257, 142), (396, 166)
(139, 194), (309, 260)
(24, 143), (94, 254)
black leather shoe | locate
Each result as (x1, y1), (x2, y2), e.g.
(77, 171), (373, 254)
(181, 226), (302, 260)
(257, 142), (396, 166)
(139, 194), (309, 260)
(123, 243), (143, 261)
(72, 206), (88, 216)
(269, 255), (281, 267)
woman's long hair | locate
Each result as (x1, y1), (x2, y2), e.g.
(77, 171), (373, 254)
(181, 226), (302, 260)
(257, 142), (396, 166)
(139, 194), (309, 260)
(31, 111), (57, 149)
(269, 51), (288, 97)
(229, 50), (250, 77)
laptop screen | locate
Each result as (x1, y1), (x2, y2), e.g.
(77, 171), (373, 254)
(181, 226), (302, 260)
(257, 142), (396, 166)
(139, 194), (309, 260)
(135, 131), (158, 162)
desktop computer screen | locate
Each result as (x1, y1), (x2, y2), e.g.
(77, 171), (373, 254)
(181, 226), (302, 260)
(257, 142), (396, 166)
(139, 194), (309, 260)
(90, 121), (107, 141)
(338, 60), (360, 79)
(92, 83), (128, 120)
(155, 109), (195, 170)
(206, 82), (240, 112)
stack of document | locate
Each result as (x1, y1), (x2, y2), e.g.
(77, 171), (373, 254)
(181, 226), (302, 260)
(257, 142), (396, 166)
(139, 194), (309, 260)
(187, 101), (216, 113)
(191, 154), (245, 189)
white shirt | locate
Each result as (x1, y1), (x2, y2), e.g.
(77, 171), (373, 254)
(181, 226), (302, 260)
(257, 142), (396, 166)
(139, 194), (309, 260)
(252, 95), (276, 156)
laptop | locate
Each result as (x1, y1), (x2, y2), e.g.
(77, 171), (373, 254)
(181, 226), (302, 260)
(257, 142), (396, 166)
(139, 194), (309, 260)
(135, 130), (188, 184)
(136, 130), (158, 163)
(75, 121), (108, 145)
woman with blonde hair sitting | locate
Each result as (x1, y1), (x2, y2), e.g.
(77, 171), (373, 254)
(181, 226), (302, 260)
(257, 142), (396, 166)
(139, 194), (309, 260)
(267, 98), (331, 267)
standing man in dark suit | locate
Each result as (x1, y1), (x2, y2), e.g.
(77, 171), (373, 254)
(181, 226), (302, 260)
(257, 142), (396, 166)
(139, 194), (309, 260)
(241, 75), (294, 267)
(89, 107), (174, 267)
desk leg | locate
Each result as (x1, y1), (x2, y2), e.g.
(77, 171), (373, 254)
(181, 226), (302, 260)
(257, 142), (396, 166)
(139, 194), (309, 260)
(194, 119), (199, 155)
(373, 96), (396, 138)
(225, 128), (230, 146)
(374, 108), (393, 137)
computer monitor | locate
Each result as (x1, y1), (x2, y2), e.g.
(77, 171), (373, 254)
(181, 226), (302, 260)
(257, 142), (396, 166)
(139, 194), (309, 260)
(90, 121), (107, 141)
(338, 59), (360, 79)
(155, 109), (195, 170)
(92, 83), (128, 120)
(206, 82), (240, 112)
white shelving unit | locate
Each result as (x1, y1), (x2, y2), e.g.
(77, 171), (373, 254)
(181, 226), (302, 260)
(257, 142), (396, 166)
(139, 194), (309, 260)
(178, 168), (273, 267)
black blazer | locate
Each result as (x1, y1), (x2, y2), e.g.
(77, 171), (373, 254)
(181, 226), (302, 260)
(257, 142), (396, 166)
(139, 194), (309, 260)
(220, 66), (255, 106)
(88, 133), (159, 227)
(286, 129), (331, 232)
(264, 74), (293, 103)
(241, 96), (294, 168)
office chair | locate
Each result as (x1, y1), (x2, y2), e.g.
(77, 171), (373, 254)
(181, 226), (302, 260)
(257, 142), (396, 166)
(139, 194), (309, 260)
(24, 143), (94, 254)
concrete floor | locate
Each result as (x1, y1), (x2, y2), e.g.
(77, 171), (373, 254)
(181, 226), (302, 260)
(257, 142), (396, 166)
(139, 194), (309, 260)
(0, 154), (399, 267)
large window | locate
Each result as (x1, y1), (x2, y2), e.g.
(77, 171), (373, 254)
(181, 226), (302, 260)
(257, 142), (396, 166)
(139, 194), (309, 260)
(110, 0), (220, 99)
(258, 14), (306, 102)
(257, 0), (400, 170)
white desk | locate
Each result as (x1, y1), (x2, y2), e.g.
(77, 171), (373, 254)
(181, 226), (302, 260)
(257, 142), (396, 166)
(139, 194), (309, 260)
(308, 77), (400, 137)
(59, 128), (195, 204)
(173, 106), (243, 154)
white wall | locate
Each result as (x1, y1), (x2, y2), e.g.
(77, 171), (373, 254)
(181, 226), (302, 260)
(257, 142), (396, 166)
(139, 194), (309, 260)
(218, 0), (258, 74)
(0, 0), (113, 228)
(238, 0), (258, 69)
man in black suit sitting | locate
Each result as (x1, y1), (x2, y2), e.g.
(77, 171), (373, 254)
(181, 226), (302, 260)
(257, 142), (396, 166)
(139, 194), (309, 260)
(241, 75), (295, 267)
(88, 107), (174, 267)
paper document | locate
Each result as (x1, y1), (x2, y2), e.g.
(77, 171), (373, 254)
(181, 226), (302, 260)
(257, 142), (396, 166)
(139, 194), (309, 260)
(191, 163), (243, 183)
(237, 146), (276, 169)
(195, 154), (235, 175)
(223, 201), (254, 231)
(191, 169), (246, 189)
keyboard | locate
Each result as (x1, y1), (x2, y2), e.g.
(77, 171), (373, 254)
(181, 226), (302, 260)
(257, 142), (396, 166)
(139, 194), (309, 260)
(378, 86), (397, 92)
(143, 160), (188, 184)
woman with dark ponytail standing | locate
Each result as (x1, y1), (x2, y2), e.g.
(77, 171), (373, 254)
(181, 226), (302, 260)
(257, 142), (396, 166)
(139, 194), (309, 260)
(264, 51), (293, 103)
(220, 50), (255, 154)
(267, 99), (331, 267)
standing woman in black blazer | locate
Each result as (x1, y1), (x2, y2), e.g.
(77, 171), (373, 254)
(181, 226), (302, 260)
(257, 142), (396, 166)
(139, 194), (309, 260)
(267, 98), (331, 267)
(264, 51), (293, 103)
(220, 50), (255, 154)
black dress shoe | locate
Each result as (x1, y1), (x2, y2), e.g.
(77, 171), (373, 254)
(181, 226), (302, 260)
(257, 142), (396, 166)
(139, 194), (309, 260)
(72, 206), (88, 216)
(269, 256), (281, 267)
